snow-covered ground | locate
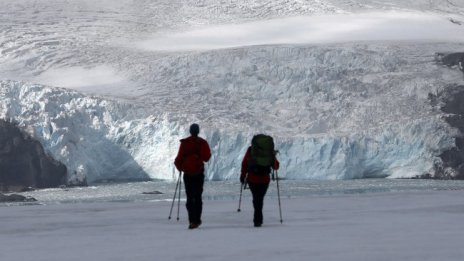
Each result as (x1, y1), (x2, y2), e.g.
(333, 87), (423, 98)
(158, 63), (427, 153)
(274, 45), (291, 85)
(2, 189), (464, 261)
(1, 0), (464, 183)
(3, 2), (464, 260)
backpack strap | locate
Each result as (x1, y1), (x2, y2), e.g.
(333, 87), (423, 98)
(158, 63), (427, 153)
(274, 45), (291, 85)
(193, 137), (201, 159)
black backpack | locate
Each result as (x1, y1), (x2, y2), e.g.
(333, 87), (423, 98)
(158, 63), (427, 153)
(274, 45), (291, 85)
(248, 134), (275, 174)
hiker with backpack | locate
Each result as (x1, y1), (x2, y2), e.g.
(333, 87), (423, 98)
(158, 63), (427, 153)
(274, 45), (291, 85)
(174, 123), (211, 229)
(240, 134), (280, 227)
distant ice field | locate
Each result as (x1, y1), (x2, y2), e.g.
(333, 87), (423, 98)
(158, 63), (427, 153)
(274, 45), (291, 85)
(137, 12), (464, 52)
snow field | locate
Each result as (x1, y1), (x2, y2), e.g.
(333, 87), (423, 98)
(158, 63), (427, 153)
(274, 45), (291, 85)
(1, 190), (464, 261)
(137, 11), (464, 52)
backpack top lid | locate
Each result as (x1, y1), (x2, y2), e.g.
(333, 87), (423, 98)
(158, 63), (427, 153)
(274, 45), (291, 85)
(250, 134), (275, 167)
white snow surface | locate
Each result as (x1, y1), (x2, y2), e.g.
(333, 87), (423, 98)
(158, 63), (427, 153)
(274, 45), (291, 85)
(2, 190), (464, 261)
(137, 12), (464, 52)
(1, 0), (464, 183)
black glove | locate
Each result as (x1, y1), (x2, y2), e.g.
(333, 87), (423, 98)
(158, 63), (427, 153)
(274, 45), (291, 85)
(240, 176), (245, 184)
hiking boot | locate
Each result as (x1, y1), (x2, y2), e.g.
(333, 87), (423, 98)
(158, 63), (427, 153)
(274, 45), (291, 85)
(254, 222), (262, 227)
(188, 223), (200, 229)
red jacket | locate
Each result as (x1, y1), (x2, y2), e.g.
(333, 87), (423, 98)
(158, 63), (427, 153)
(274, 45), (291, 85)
(174, 136), (211, 174)
(240, 147), (279, 184)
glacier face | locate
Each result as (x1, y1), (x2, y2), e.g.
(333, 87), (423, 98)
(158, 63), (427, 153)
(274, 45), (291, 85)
(0, 77), (458, 182)
(1, 0), (464, 183)
(1, 43), (463, 182)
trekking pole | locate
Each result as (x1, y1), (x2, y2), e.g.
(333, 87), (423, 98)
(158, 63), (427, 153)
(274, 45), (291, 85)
(168, 171), (182, 220)
(237, 174), (248, 212)
(237, 182), (244, 212)
(176, 172), (182, 221)
(274, 169), (283, 223)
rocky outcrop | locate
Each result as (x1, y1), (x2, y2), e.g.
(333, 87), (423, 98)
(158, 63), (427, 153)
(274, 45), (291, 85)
(427, 87), (464, 179)
(430, 53), (464, 179)
(0, 119), (67, 192)
(0, 193), (36, 202)
(436, 52), (464, 72)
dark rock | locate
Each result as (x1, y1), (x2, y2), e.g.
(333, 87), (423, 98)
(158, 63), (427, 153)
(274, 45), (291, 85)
(0, 119), (67, 192)
(449, 18), (463, 26)
(0, 193), (37, 202)
(444, 115), (464, 133)
(428, 84), (464, 179)
(429, 52), (464, 179)
(142, 191), (163, 195)
(436, 52), (464, 73)
(415, 173), (433, 179)
(441, 91), (464, 115)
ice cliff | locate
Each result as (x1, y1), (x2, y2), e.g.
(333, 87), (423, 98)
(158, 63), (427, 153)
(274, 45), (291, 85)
(1, 45), (463, 183)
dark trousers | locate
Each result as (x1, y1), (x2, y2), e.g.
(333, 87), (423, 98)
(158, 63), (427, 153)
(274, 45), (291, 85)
(248, 182), (269, 225)
(183, 173), (204, 224)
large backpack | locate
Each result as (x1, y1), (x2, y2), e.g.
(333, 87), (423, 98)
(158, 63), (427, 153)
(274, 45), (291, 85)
(180, 138), (204, 175)
(248, 134), (275, 174)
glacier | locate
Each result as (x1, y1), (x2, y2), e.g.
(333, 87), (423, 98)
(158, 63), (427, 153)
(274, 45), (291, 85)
(1, 43), (463, 183)
(0, 78), (453, 182)
(1, 0), (464, 184)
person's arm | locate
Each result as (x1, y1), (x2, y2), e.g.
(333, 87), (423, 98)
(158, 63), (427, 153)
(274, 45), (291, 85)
(174, 140), (185, 171)
(201, 139), (212, 163)
(272, 156), (280, 170)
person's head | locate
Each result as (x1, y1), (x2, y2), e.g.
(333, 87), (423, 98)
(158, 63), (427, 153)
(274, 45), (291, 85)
(189, 123), (200, 137)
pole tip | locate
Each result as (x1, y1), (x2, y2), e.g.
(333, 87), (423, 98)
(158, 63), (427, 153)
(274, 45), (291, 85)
(237, 209), (241, 212)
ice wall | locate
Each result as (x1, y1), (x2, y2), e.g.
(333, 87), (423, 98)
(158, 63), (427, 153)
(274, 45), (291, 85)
(2, 42), (464, 183)
(0, 81), (179, 183)
(0, 78), (458, 183)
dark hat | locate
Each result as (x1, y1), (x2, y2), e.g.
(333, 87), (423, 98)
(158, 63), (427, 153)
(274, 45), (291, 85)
(189, 123), (200, 136)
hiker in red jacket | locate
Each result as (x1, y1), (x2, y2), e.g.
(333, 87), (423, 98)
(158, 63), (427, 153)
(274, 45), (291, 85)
(240, 136), (279, 227)
(174, 123), (211, 229)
